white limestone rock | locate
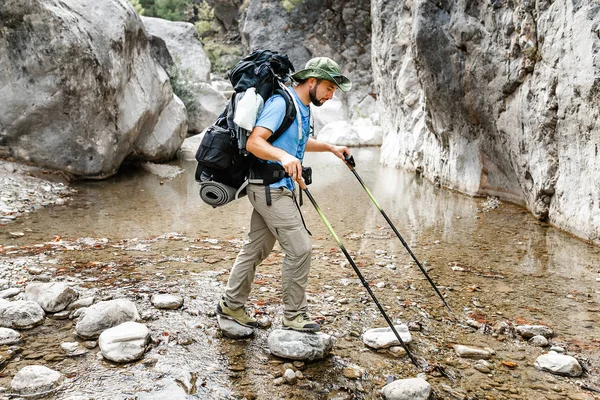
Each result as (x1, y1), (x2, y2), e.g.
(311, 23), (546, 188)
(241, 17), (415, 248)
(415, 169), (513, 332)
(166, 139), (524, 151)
(11, 365), (63, 397)
(362, 325), (412, 349)
(99, 321), (150, 363)
(534, 351), (583, 377)
(0, 300), (45, 329)
(217, 316), (254, 339)
(0, 327), (22, 345)
(151, 294), (184, 310)
(381, 377), (431, 400)
(516, 325), (554, 339)
(268, 329), (334, 361)
(453, 345), (492, 360)
(25, 282), (78, 312)
(75, 299), (139, 339)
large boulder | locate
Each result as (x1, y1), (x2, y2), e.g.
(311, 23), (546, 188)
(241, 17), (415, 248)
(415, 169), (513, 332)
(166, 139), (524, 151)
(141, 16), (211, 82)
(0, 0), (187, 178)
(372, 0), (600, 243)
(11, 365), (63, 397)
(0, 300), (45, 329)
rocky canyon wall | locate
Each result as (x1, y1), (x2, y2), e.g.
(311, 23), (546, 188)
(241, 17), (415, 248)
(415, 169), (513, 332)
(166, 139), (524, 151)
(372, 0), (600, 243)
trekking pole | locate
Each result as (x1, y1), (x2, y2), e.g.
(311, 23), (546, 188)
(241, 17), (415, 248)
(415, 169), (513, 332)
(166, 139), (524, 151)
(343, 154), (453, 314)
(298, 179), (424, 369)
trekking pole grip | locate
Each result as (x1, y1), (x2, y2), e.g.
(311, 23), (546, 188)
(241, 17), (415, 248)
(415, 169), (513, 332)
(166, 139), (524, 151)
(343, 153), (356, 169)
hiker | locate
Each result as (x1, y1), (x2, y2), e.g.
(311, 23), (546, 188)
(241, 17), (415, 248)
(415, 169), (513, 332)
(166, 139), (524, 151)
(217, 57), (352, 332)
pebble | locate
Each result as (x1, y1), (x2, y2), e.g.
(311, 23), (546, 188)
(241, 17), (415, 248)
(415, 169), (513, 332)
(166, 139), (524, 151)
(453, 344), (492, 359)
(284, 369), (297, 384)
(529, 335), (549, 347)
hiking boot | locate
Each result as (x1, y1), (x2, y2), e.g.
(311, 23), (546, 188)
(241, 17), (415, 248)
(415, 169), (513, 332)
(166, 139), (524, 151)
(216, 299), (258, 328)
(282, 313), (320, 332)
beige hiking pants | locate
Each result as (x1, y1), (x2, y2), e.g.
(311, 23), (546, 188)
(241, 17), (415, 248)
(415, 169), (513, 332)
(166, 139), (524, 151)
(224, 184), (311, 320)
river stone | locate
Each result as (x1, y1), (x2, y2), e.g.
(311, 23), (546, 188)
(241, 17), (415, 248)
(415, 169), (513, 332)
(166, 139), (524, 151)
(75, 299), (139, 339)
(534, 351), (583, 377)
(0, 288), (21, 299)
(10, 365), (63, 397)
(60, 342), (88, 357)
(453, 345), (492, 360)
(0, 327), (22, 345)
(362, 325), (412, 349)
(151, 294), (183, 310)
(217, 316), (254, 339)
(381, 377), (431, 400)
(99, 321), (150, 363)
(0, 300), (45, 329)
(516, 325), (554, 339)
(268, 329), (334, 361)
(529, 335), (549, 347)
(67, 297), (95, 311)
(25, 282), (78, 312)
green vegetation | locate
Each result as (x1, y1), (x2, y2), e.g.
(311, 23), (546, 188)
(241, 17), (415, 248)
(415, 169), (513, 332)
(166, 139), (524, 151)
(135, 0), (193, 21)
(202, 39), (243, 74)
(282, 0), (304, 12)
(129, 0), (145, 15)
(168, 60), (198, 117)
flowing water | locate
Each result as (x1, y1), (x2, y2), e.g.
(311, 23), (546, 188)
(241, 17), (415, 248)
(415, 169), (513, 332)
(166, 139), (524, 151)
(1, 147), (599, 399)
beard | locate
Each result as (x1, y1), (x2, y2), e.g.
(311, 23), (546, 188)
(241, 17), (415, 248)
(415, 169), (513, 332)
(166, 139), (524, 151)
(309, 85), (324, 107)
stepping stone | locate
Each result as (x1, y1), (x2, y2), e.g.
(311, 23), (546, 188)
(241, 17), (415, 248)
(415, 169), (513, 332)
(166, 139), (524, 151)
(217, 316), (254, 339)
(268, 329), (333, 361)
(362, 325), (412, 349)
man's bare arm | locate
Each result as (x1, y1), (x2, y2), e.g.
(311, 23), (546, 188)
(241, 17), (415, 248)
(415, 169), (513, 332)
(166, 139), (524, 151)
(306, 138), (349, 161)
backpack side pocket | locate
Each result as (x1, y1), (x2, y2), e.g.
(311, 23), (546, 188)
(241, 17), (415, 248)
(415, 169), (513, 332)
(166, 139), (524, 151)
(195, 125), (234, 170)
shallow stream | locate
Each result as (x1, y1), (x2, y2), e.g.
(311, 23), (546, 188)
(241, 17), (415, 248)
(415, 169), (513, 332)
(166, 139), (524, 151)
(1, 148), (599, 399)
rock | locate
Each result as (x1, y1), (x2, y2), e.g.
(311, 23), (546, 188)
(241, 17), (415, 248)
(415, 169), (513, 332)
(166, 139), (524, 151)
(0, 0), (186, 177)
(141, 16), (211, 82)
(0, 288), (21, 299)
(284, 368), (297, 384)
(217, 316), (254, 339)
(529, 335), (549, 347)
(60, 342), (88, 357)
(453, 345), (492, 360)
(516, 325), (554, 339)
(10, 365), (63, 397)
(25, 282), (78, 312)
(151, 294), (184, 310)
(75, 299), (139, 339)
(67, 297), (95, 311)
(317, 120), (383, 147)
(343, 365), (364, 379)
(362, 325), (412, 349)
(268, 329), (334, 361)
(0, 327), (22, 345)
(534, 351), (583, 377)
(0, 300), (45, 329)
(177, 133), (205, 161)
(99, 321), (150, 363)
(473, 360), (492, 373)
(381, 377), (431, 400)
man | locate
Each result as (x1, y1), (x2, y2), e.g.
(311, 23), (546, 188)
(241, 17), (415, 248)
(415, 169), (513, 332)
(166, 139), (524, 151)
(217, 57), (352, 332)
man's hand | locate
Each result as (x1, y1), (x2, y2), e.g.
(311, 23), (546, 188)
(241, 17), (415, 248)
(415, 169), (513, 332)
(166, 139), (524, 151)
(331, 145), (350, 161)
(280, 153), (303, 182)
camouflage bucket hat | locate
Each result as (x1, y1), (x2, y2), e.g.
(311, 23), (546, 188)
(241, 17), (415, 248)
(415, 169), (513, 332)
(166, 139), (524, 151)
(291, 57), (352, 92)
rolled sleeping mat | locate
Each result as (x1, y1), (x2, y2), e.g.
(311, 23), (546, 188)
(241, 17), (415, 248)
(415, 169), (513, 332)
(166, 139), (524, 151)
(199, 181), (246, 207)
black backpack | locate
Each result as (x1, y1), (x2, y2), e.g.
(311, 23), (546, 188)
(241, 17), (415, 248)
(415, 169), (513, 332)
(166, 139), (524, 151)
(195, 50), (297, 191)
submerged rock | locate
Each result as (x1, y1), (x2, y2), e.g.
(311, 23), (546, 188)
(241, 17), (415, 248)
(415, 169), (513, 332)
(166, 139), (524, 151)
(217, 316), (254, 339)
(529, 335), (549, 347)
(0, 300), (45, 329)
(151, 294), (184, 310)
(99, 321), (150, 363)
(381, 377), (431, 400)
(268, 329), (334, 361)
(534, 351), (582, 377)
(75, 299), (139, 339)
(362, 325), (412, 349)
(25, 282), (79, 312)
(60, 342), (88, 357)
(11, 365), (63, 397)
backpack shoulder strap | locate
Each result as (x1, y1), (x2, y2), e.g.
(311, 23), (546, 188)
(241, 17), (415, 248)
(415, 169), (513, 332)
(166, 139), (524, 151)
(269, 84), (298, 143)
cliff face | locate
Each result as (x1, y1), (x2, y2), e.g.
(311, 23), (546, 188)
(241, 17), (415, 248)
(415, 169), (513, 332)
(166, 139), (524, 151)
(241, 0), (373, 113)
(373, 0), (600, 243)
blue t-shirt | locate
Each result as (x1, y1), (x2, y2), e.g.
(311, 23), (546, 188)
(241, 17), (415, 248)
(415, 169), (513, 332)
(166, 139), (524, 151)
(254, 88), (310, 191)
